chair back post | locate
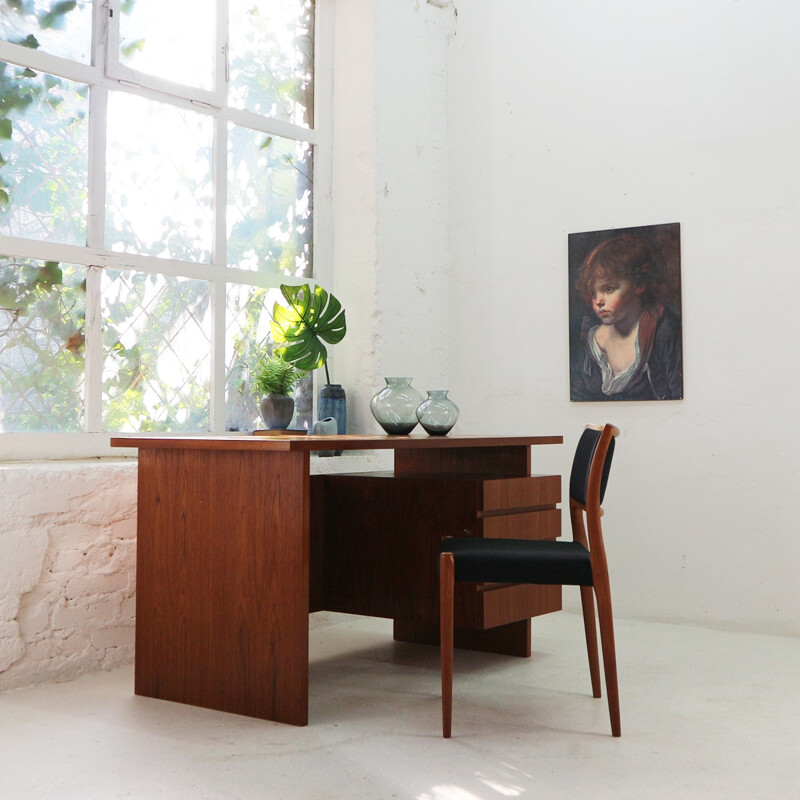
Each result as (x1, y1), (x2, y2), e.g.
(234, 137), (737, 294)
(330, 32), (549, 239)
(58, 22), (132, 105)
(582, 423), (619, 586)
(569, 500), (589, 548)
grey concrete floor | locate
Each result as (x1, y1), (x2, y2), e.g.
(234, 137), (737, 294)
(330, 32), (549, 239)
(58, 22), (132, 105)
(1, 612), (798, 800)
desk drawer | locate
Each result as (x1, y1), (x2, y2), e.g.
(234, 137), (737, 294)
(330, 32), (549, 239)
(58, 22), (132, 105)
(479, 583), (562, 629)
(482, 508), (561, 540)
(481, 475), (561, 512)
(475, 480), (561, 628)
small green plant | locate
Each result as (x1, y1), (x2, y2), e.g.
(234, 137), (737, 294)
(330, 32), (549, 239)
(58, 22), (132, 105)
(252, 353), (305, 397)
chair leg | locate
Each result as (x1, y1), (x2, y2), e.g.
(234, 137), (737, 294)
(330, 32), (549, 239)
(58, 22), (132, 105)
(579, 585), (602, 699)
(593, 578), (621, 737)
(440, 552), (455, 738)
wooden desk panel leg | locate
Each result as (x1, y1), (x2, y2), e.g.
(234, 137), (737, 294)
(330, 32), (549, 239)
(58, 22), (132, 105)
(135, 448), (310, 725)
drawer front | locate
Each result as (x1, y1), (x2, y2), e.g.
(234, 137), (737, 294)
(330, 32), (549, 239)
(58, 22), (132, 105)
(481, 508), (561, 540)
(481, 475), (560, 512)
(479, 583), (562, 629)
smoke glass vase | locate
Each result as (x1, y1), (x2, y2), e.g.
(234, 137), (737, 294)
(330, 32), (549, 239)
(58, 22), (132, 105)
(416, 390), (459, 436)
(370, 377), (424, 435)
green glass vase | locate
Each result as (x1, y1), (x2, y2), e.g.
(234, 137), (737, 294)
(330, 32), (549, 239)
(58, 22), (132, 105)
(416, 390), (459, 435)
(370, 377), (424, 435)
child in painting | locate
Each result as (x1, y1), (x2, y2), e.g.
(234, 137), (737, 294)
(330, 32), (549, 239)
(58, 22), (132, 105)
(570, 234), (682, 401)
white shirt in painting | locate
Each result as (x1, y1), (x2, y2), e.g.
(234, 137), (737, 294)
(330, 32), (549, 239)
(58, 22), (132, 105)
(587, 322), (641, 396)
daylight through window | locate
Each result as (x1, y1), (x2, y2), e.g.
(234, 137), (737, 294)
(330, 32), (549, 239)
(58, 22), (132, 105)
(0, 0), (317, 454)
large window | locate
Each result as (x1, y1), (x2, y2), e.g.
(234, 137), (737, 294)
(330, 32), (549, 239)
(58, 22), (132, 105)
(0, 0), (323, 458)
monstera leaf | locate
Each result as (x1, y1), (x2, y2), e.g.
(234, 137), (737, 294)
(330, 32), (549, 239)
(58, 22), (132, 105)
(270, 283), (346, 383)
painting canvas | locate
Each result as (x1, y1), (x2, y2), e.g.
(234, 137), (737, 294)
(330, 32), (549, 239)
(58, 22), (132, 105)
(568, 222), (683, 402)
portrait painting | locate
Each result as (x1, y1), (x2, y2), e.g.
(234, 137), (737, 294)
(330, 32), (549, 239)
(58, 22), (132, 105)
(568, 222), (683, 402)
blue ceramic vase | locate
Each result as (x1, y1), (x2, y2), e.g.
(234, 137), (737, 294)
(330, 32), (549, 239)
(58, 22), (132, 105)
(318, 384), (346, 455)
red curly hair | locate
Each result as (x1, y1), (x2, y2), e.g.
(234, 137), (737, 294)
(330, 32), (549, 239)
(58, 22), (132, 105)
(576, 234), (664, 309)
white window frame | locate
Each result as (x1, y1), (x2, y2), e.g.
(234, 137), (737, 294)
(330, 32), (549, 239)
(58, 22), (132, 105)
(0, 0), (332, 461)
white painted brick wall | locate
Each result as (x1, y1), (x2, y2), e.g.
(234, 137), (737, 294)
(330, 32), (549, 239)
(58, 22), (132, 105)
(0, 460), (137, 692)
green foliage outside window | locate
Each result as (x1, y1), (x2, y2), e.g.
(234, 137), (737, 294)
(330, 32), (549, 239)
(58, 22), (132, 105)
(0, 0), (316, 438)
(0, 255), (84, 431)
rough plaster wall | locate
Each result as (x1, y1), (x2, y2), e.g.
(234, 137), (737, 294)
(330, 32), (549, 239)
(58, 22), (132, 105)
(0, 461), (137, 691)
(373, 1), (455, 391)
(333, 1), (455, 432)
(330, 0), (380, 433)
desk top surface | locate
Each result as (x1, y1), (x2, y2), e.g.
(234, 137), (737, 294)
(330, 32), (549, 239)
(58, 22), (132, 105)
(110, 433), (562, 453)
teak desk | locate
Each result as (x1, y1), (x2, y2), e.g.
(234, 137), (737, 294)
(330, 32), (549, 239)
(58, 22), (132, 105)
(111, 433), (562, 726)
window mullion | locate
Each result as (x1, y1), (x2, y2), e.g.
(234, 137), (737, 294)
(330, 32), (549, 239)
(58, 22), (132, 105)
(94, 0), (111, 73)
(84, 265), (104, 433)
(225, 107), (318, 146)
(84, 85), (106, 431)
(212, 109), (227, 267)
(217, 0), (229, 102)
(0, 40), (101, 84)
(209, 282), (227, 433)
(84, 84), (107, 429)
(210, 113), (228, 433)
(103, 0), (120, 75)
(82, 3), (111, 434)
(208, 0), (229, 434)
(86, 88), (107, 251)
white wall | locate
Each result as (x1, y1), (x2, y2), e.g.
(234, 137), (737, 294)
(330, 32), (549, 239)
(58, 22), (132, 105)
(332, 0), (456, 429)
(444, 0), (800, 634)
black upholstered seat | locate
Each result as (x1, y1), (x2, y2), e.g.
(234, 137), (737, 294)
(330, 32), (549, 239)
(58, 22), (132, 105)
(441, 537), (594, 587)
(438, 423), (621, 738)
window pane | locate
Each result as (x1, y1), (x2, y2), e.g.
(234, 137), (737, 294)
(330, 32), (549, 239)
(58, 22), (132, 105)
(118, 0), (215, 91)
(228, 0), (314, 127)
(227, 126), (312, 276)
(102, 269), (210, 432)
(225, 283), (311, 432)
(0, 64), (88, 246)
(0, 256), (84, 432)
(1, 0), (92, 63)
(106, 92), (213, 262)
(225, 283), (270, 432)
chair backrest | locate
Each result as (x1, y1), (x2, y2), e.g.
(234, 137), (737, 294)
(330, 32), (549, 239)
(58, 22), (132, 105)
(568, 424), (617, 508)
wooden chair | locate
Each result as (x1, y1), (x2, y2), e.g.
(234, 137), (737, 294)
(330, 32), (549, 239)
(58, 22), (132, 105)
(439, 423), (621, 738)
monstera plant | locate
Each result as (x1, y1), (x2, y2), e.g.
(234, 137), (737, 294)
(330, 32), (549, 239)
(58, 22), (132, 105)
(270, 284), (347, 386)
(271, 283), (348, 443)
